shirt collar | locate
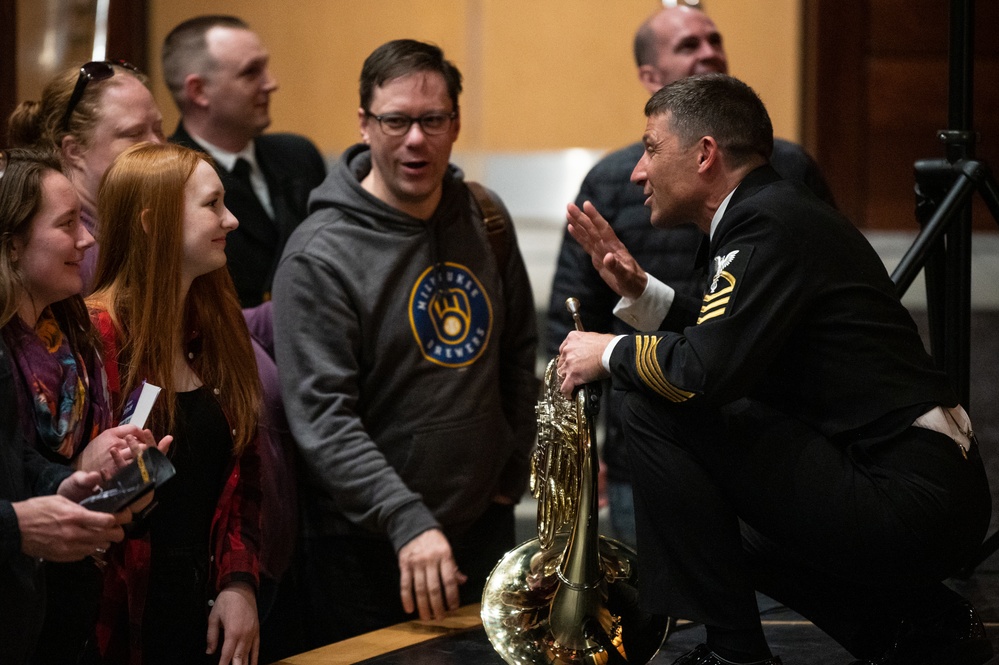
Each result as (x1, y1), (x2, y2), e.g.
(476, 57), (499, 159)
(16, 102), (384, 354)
(188, 132), (257, 173)
(709, 186), (738, 240)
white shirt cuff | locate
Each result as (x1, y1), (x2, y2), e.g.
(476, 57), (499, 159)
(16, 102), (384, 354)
(602, 335), (624, 372)
(612, 274), (675, 331)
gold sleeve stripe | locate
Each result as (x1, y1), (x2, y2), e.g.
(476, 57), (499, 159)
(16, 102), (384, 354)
(700, 297), (730, 315)
(698, 272), (738, 324)
(702, 285), (734, 302)
(697, 309), (727, 324)
(698, 302), (729, 323)
(634, 335), (695, 402)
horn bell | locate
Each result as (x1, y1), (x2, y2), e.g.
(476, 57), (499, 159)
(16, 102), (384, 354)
(482, 354), (672, 664)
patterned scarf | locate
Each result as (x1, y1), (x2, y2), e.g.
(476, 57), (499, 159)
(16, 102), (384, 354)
(3, 309), (111, 460)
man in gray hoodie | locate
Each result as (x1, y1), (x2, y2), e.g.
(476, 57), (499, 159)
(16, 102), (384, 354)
(272, 39), (538, 648)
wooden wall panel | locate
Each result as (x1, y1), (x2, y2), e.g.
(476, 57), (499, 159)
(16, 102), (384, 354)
(107, 0), (148, 70)
(1, 0), (14, 146)
(8, 0), (145, 129)
(803, 0), (870, 225)
(805, 0), (999, 230)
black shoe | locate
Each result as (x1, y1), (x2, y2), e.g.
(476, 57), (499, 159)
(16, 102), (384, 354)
(672, 644), (782, 665)
(605, 580), (671, 663)
(851, 601), (993, 665)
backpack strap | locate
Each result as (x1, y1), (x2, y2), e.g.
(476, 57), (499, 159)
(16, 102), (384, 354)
(467, 181), (512, 270)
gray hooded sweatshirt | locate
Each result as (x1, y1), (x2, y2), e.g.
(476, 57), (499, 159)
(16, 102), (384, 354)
(273, 144), (538, 552)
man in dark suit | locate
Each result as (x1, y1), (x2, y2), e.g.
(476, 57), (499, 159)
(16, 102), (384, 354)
(555, 74), (993, 665)
(162, 15), (326, 307)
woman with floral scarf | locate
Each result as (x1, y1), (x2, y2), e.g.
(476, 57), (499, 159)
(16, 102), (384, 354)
(0, 148), (168, 663)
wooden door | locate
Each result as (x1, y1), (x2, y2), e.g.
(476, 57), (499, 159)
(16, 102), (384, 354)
(804, 0), (999, 231)
(1, 0), (146, 147)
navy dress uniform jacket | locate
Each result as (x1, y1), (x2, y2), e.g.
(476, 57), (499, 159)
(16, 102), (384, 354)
(607, 165), (991, 657)
(547, 139), (837, 483)
(609, 164), (953, 441)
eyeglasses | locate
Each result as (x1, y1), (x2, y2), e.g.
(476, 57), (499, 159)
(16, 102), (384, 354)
(60, 60), (141, 132)
(364, 111), (458, 137)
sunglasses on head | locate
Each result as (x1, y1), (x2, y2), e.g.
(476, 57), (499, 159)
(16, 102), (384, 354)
(60, 60), (142, 132)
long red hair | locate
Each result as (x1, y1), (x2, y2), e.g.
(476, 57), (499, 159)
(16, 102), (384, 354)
(88, 142), (259, 452)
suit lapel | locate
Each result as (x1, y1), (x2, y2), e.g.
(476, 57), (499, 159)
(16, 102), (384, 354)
(255, 146), (298, 239)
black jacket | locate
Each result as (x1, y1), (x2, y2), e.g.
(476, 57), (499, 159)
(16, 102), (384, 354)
(1, 339), (72, 665)
(547, 139), (837, 479)
(609, 165), (954, 441)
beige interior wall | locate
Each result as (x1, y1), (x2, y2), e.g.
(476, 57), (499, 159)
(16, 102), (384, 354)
(148, 0), (801, 156)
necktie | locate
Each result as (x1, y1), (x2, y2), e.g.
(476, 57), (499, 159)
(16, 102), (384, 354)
(231, 157), (253, 189)
(231, 156), (276, 219)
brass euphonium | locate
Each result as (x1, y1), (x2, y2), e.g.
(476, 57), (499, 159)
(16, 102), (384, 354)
(482, 298), (672, 665)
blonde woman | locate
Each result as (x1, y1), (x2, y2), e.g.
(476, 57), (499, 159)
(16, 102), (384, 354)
(7, 60), (164, 292)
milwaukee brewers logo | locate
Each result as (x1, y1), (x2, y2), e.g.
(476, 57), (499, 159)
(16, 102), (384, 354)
(409, 262), (493, 367)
